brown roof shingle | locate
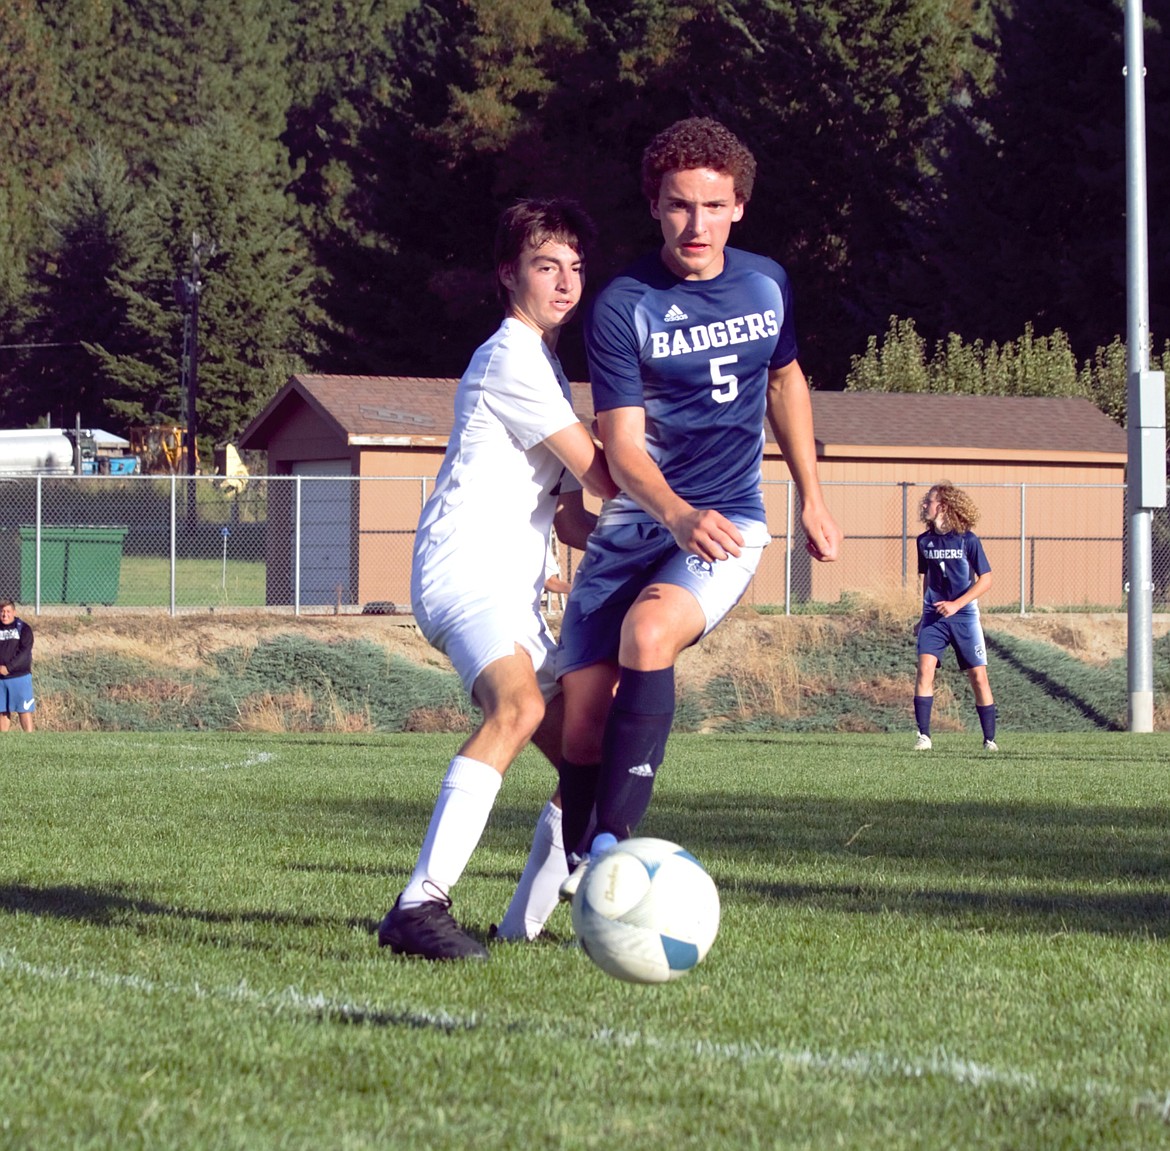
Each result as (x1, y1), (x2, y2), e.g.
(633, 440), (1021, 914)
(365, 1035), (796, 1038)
(809, 392), (1126, 455)
(241, 376), (1126, 460)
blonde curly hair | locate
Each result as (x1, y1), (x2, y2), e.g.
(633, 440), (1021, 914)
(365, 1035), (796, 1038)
(922, 481), (980, 533)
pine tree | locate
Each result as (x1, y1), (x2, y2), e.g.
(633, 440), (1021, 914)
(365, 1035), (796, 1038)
(59, 0), (293, 180)
(0, 0), (78, 403)
(96, 113), (318, 447)
(21, 142), (153, 431)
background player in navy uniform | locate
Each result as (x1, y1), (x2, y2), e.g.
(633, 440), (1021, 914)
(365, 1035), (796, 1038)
(376, 199), (617, 961)
(913, 482), (998, 751)
(555, 117), (842, 895)
(0, 599), (35, 733)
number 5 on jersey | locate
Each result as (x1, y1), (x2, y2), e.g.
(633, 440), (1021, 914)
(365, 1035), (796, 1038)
(710, 355), (739, 404)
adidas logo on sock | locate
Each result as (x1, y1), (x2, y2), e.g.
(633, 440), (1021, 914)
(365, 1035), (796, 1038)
(663, 304), (688, 323)
(628, 762), (654, 777)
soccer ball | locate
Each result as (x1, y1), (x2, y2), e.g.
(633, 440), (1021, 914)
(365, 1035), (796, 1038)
(570, 837), (720, 984)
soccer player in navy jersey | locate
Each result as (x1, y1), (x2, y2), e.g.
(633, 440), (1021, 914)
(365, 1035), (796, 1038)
(555, 117), (842, 896)
(913, 482), (998, 751)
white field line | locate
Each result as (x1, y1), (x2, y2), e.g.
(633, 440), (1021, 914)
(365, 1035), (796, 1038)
(0, 948), (1126, 1100)
(120, 748), (278, 774)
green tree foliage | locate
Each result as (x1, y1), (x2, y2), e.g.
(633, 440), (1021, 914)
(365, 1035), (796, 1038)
(0, 0), (76, 242)
(847, 316), (1170, 429)
(3, 0), (1167, 438)
(51, 0), (293, 180)
(848, 317), (1085, 397)
(305, 0), (1001, 384)
(20, 143), (153, 430)
(0, 0), (79, 401)
(301, 0), (592, 378)
(95, 114), (317, 447)
(910, 0), (1170, 359)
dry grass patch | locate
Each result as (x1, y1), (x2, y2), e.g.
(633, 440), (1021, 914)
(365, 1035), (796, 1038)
(232, 689), (373, 733)
(403, 706), (473, 734)
(845, 586), (921, 629)
(680, 614), (834, 722)
(848, 673), (916, 708)
(35, 611), (438, 671)
(34, 691), (97, 731)
(923, 682), (966, 732)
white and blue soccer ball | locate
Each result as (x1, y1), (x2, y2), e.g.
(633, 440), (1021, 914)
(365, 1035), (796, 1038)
(570, 836), (720, 984)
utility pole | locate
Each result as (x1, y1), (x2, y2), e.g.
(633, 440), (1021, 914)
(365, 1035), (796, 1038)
(1124, 0), (1166, 732)
(174, 231), (210, 478)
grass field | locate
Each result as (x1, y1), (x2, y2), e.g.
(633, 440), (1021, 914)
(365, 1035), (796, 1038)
(2, 730), (1170, 1149)
(116, 556), (266, 608)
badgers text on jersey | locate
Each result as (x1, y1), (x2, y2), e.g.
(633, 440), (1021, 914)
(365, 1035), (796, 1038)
(649, 311), (780, 359)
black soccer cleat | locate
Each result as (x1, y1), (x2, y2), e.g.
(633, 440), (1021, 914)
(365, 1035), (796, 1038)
(377, 893), (489, 961)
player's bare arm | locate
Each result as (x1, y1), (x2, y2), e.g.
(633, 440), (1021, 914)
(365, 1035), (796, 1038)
(552, 488), (598, 551)
(543, 422), (619, 502)
(597, 406), (744, 563)
(764, 360), (842, 563)
(934, 570), (993, 618)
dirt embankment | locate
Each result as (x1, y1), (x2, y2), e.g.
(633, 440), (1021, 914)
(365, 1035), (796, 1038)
(20, 604), (1170, 733)
(35, 605), (1165, 683)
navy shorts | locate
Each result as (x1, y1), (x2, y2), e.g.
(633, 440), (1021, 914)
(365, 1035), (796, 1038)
(557, 514), (768, 677)
(917, 610), (987, 671)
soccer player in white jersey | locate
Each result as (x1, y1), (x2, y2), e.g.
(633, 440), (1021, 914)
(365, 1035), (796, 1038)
(377, 199), (618, 960)
(913, 482), (998, 751)
(555, 118), (842, 894)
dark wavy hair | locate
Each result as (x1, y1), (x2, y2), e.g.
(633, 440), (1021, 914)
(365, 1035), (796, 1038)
(494, 198), (596, 308)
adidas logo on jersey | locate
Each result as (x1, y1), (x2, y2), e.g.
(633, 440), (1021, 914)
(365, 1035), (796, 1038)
(627, 762), (654, 777)
(663, 304), (688, 323)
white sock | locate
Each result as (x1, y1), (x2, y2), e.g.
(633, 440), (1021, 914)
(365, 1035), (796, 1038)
(399, 756), (502, 908)
(494, 800), (566, 941)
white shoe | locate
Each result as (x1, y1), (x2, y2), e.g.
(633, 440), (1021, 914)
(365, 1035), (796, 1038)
(558, 833), (618, 903)
(558, 857), (588, 903)
(914, 732), (932, 751)
(983, 739), (998, 751)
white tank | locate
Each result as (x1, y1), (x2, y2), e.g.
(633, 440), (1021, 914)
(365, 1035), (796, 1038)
(0, 430), (77, 474)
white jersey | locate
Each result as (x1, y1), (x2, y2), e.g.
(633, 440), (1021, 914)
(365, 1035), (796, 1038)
(412, 316), (581, 624)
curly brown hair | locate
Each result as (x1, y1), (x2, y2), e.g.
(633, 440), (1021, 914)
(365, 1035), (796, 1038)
(640, 117), (757, 204)
(923, 482), (980, 533)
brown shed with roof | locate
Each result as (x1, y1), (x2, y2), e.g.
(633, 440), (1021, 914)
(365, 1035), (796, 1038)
(240, 378), (1128, 610)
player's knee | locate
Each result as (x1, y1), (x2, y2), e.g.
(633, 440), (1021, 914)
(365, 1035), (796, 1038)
(561, 692), (611, 761)
(487, 685), (546, 741)
(619, 612), (685, 667)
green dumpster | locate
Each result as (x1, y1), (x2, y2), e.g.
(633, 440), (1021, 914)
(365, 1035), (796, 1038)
(0, 525), (128, 605)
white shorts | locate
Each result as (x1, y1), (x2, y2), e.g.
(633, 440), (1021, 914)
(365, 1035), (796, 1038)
(413, 590), (559, 705)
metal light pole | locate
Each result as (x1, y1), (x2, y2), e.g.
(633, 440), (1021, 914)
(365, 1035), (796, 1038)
(1124, 0), (1166, 732)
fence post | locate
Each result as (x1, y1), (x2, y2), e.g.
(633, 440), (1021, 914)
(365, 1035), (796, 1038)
(900, 481), (910, 587)
(34, 475), (42, 615)
(1018, 482), (1027, 615)
(170, 475), (177, 616)
(785, 480), (794, 615)
(294, 475), (302, 616)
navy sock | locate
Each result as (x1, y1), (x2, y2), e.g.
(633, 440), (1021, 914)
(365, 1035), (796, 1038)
(595, 667), (675, 841)
(913, 695), (933, 736)
(557, 758), (600, 862)
(976, 703), (997, 741)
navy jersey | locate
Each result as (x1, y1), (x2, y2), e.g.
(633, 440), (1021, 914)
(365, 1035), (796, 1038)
(0, 617), (33, 677)
(585, 246), (797, 521)
(917, 529), (991, 612)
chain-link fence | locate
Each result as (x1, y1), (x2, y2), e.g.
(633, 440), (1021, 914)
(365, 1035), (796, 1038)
(0, 474), (1163, 615)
